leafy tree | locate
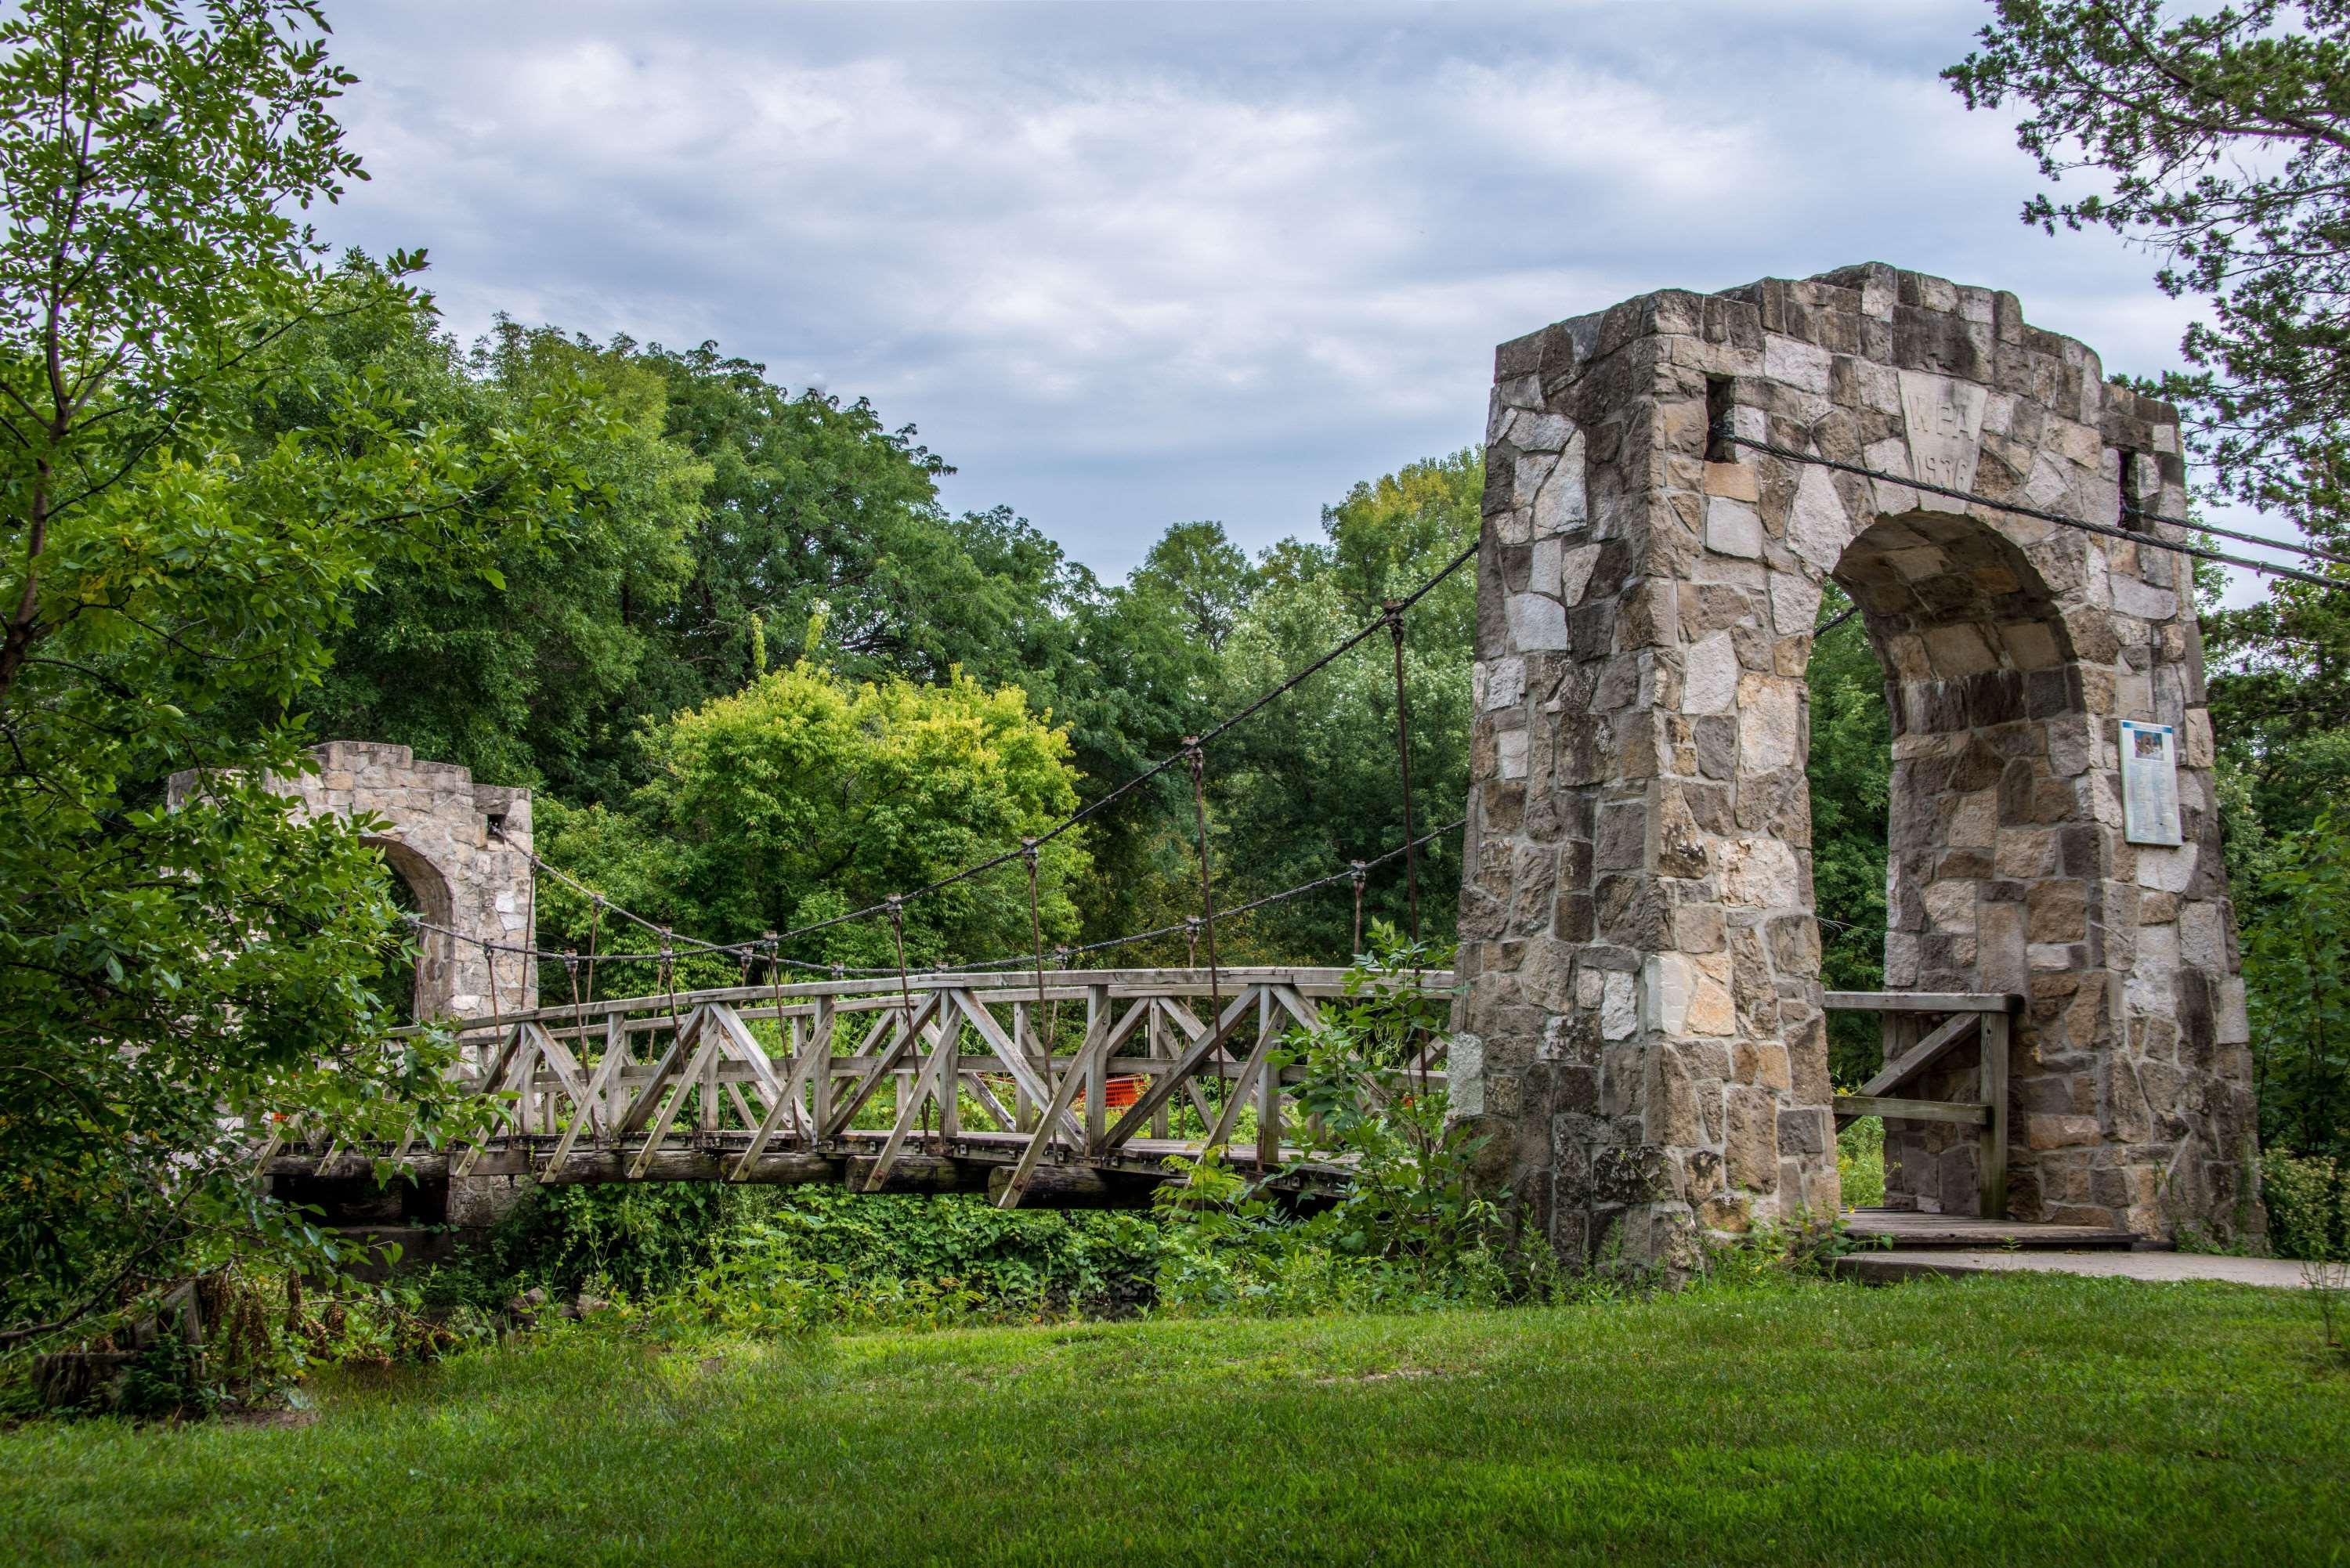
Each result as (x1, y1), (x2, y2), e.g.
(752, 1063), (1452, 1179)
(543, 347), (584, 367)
(535, 663), (1090, 978)
(634, 341), (961, 699)
(2241, 811), (2350, 1155)
(0, 0), (604, 1344)
(1202, 451), (1480, 960)
(1950, 2), (2350, 1154)
(1128, 522), (1256, 652)
(1947, 1), (2350, 518)
(277, 313), (702, 803)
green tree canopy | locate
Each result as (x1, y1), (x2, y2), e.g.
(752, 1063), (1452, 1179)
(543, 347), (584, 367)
(536, 663), (1090, 979)
(269, 312), (703, 803)
(1948, 0), (2350, 518)
(0, 0), (603, 1342)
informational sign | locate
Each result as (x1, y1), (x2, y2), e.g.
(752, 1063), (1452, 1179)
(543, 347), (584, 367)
(2120, 719), (2183, 847)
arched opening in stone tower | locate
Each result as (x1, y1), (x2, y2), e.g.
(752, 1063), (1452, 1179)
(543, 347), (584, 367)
(1822, 506), (2076, 1216)
(366, 836), (457, 1024)
(1804, 585), (1893, 1088)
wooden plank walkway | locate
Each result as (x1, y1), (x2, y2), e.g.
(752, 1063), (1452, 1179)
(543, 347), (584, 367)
(1842, 1209), (2138, 1251)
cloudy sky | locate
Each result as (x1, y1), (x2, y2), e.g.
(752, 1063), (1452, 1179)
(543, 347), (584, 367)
(314, 1), (2244, 585)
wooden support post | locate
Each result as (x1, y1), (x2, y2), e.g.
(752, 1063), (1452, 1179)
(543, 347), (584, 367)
(1255, 986), (1282, 1169)
(1013, 1001), (1037, 1133)
(935, 1007), (961, 1150)
(1979, 1003), (2011, 1220)
(700, 1014), (721, 1133)
(602, 1013), (627, 1125)
(1084, 983), (1108, 1155)
(1148, 1002), (1170, 1139)
(808, 998), (836, 1138)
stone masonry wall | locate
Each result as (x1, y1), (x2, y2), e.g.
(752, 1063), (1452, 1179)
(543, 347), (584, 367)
(170, 740), (536, 1019)
(1452, 262), (2261, 1268)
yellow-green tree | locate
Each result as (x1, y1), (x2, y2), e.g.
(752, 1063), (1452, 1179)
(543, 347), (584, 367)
(538, 663), (1090, 977)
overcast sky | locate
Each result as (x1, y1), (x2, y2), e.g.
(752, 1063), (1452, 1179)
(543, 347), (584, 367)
(314, 1), (2262, 591)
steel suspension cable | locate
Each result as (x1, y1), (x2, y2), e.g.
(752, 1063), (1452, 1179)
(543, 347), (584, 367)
(1719, 432), (2348, 592)
(481, 538), (1483, 964)
(1020, 839), (1051, 1053)
(2125, 505), (2350, 569)
(1184, 739), (1224, 1051)
(1383, 598), (1422, 945)
(406, 819), (1473, 1005)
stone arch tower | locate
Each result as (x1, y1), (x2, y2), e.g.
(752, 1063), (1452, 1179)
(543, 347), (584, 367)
(174, 741), (537, 1019)
(1453, 263), (2260, 1266)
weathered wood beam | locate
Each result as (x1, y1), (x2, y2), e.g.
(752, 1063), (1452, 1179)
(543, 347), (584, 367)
(1856, 1010), (1979, 1099)
(1833, 1093), (1990, 1126)
(844, 1153), (993, 1194)
(544, 1149), (842, 1186)
(984, 1165), (1163, 1209)
(1824, 990), (2019, 1015)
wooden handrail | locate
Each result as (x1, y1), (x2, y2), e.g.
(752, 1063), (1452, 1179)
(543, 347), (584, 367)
(1826, 989), (2012, 1220)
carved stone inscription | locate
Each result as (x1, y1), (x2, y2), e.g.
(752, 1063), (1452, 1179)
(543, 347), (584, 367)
(1899, 369), (1987, 508)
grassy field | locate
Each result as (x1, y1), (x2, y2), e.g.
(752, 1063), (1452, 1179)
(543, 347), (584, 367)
(4, 1274), (2345, 1566)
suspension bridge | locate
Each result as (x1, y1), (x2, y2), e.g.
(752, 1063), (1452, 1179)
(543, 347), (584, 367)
(250, 266), (2318, 1256)
(261, 964), (1455, 1211)
(259, 545), (1482, 1222)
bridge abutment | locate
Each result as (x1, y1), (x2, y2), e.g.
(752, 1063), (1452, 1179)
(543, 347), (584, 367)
(1453, 264), (2261, 1270)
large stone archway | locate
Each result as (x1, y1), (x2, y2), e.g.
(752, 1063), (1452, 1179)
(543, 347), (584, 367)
(172, 740), (537, 1019)
(1453, 263), (2260, 1267)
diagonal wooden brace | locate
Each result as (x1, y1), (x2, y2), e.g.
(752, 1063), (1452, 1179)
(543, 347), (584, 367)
(1101, 986), (1257, 1152)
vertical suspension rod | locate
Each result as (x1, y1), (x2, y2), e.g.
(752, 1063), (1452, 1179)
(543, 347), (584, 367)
(1383, 598), (1422, 944)
(1184, 738), (1224, 1051)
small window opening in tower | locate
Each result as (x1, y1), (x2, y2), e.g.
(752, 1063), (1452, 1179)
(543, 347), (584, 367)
(1705, 376), (1737, 463)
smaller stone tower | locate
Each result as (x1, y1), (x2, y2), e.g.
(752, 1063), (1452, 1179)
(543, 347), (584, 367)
(170, 740), (536, 1017)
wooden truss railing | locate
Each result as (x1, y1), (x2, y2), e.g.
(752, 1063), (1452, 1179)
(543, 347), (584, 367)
(1826, 989), (2019, 1219)
(266, 968), (1456, 1209)
(262, 974), (2019, 1219)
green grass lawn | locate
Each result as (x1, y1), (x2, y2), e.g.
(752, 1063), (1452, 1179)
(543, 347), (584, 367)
(4, 1274), (2345, 1566)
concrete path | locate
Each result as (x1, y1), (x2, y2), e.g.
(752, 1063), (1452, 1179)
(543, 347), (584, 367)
(1840, 1248), (2319, 1288)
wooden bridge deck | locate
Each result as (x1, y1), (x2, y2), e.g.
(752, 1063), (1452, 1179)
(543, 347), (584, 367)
(262, 966), (1454, 1211)
(263, 973), (2075, 1232)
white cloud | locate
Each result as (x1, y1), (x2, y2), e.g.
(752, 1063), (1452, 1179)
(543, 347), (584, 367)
(312, 1), (2268, 580)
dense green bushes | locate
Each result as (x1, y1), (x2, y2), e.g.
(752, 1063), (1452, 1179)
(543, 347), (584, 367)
(462, 1182), (1165, 1329)
(2261, 1148), (2348, 1262)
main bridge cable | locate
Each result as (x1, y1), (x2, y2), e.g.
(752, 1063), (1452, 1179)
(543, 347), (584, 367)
(1717, 431), (2350, 592)
(399, 817), (1470, 995)
(482, 535), (1484, 966)
(765, 535), (1483, 951)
